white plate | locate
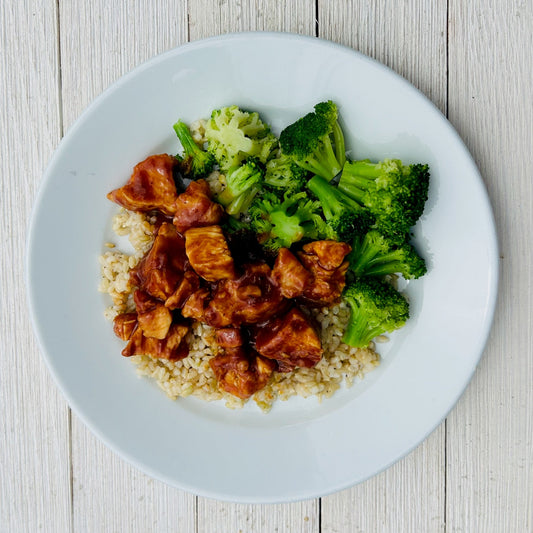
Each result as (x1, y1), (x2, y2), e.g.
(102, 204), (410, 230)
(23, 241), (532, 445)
(27, 33), (498, 503)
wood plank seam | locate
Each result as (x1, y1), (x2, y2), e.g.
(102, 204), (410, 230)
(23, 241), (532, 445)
(54, 0), (73, 531)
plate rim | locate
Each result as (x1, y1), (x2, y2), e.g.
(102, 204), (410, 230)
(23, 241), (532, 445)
(26, 31), (500, 503)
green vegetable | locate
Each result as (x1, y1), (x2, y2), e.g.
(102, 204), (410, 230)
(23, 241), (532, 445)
(205, 106), (278, 171)
(348, 230), (427, 279)
(216, 158), (264, 217)
(338, 159), (430, 243)
(248, 191), (323, 252)
(342, 277), (409, 348)
(173, 120), (215, 179)
(307, 174), (373, 242)
(264, 152), (309, 194)
(279, 101), (345, 182)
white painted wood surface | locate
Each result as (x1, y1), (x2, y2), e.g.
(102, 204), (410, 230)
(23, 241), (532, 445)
(1, 0), (531, 531)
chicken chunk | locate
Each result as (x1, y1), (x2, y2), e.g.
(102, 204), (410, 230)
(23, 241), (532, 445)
(298, 240), (351, 306)
(301, 240), (351, 270)
(173, 179), (224, 233)
(113, 312), (138, 341)
(254, 307), (323, 371)
(107, 154), (178, 215)
(215, 327), (244, 349)
(133, 289), (160, 313)
(122, 322), (189, 361)
(165, 270), (201, 310)
(204, 262), (286, 327)
(272, 248), (312, 298)
(209, 347), (277, 399)
(185, 225), (236, 282)
(131, 289), (172, 339)
(181, 287), (211, 322)
(130, 222), (187, 300)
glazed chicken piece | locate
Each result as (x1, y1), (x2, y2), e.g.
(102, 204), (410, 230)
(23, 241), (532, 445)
(133, 290), (172, 340)
(181, 287), (211, 322)
(113, 312), (138, 341)
(209, 347), (277, 399)
(297, 240), (351, 307)
(204, 262), (286, 328)
(215, 327), (244, 349)
(165, 270), (201, 310)
(173, 179), (225, 234)
(122, 322), (189, 361)
(301, 240), (352, 271)
(184, 225), (236, 282)
(271, 248), (312, 298)
(255, 307), (323, 372)
(107, 154), (179, 215)
(130, 222), (187, 300)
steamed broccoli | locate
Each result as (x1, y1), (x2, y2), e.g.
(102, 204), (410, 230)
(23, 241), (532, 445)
(338, 159), (430, 243)
(216, 158), (264, 217)
(342, 277), (410, 348)
(264, 152), (309, 193)
(248, 191), (323, 252)
(348, 230), (427, 279)
(307, 174), (373, 242)
(173, 120), (215, 179)
(205, 106), (278, 171)
(279, 101), (346, 182)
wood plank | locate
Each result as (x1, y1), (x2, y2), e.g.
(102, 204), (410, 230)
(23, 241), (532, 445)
(197, 499), (319, 533)
(446, 1), (533, 531)
(0, 0), (72, 531)
(318, 1), (447, 531)
(188, 1), (321, 530)
(58, 2), (195, 531)
(188, 0), (316, 39)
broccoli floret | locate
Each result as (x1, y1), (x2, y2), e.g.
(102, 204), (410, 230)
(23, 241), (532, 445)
(307, 175), (373, 242)
(264, 152), (309, 193)
(205, 106), (278, 171)
(216, 158), (264, 217)
(342, 278), (410, 347)
(173, 120), (215, 179)
(279, 101), (346, 182)
(338, 159), (430, 243)
(248, 191), (323, 252)
(348, 230), (427, 279)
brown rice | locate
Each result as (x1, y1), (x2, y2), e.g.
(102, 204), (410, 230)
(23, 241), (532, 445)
(99, 208), (380, 411)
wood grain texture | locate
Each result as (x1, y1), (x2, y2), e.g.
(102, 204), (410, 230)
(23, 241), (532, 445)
(446, 1), (533, 531)
(318, 2), (447, 531)
(0, 0), (72, 531)
(188, 0), (316, 40)
(3, 0), (532, 531)
(197, 499), (319, 533)
(58, 2), (195, 531)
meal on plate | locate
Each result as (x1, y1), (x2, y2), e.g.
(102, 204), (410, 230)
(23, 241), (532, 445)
(100, 101), (430, 410)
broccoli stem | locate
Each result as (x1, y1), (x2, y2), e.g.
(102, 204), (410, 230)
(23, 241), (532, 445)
(296, 136), (342, 181)
(349, 237), (380, 275)
(363, 252), (409, 277)
(342, 305), (381, 347)
(332, 122), (346, 167)
(337, 160), (381, 203)
(225, 186), (260, 216)
(217, 187), (234, 207)
(173, 120), (201, 156)
(307, 175), (362, 218)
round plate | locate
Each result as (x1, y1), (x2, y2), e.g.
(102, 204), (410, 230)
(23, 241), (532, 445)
(27, 33), (498, 503)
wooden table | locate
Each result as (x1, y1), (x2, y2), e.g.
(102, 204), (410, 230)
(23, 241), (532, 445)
(2, 1), (531, 531)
